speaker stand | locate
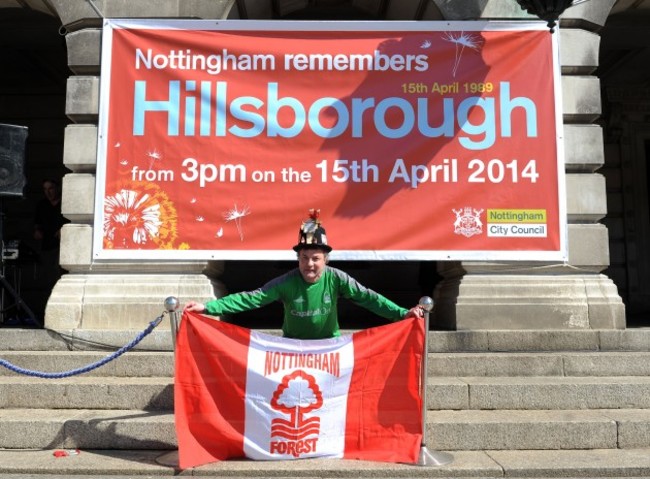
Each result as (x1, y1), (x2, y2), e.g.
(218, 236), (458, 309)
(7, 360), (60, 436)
(0, 199), (39, 327)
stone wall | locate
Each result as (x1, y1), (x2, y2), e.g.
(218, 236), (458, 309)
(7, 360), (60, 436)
(46, 0), (625, 330)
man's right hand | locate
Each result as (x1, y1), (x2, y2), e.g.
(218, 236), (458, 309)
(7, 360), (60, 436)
(183, 301), (206, 313)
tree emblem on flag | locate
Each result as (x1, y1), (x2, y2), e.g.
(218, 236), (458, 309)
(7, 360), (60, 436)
(269, 369), (323, 457)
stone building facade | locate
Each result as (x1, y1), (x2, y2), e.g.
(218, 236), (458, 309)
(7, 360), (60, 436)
(4, 0), (647, 332)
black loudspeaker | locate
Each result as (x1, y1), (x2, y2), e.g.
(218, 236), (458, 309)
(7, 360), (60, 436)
(0, 123), (28, 198)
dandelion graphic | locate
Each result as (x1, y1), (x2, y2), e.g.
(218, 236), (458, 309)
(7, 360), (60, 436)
(224, 204), (251, 242)
(103, 189), (162, 248)
(103, 182), (178, 250)
(442, 31), (483, 77)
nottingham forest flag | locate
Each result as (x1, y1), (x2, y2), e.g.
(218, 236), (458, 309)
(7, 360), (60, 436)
(174, 311), (424, 468)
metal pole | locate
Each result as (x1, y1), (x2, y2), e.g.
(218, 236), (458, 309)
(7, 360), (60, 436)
(165, 296), (181, 350)
(156, 296), (182, 468)
(417, 296), (453, 466)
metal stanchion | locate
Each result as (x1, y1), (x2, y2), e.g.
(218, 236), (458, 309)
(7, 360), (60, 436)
(157, 296), (181, 468)
(165, 296), (181, 349)
(417, 296), (454, 467)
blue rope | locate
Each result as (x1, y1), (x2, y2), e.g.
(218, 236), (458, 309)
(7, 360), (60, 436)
(0, 313), (166, 379)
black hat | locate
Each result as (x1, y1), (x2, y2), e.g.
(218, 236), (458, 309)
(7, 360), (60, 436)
(293, 209), (332, 253)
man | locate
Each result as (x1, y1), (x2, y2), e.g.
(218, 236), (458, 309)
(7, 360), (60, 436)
(184, 209), (423, 339)
(33, 179), (68, 251)
(33, 179), (69, 288)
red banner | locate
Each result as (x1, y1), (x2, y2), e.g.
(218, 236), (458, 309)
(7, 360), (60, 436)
(96, 20), (566, 261)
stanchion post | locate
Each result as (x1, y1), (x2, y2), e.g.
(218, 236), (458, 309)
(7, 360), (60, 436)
(156, 296), (182, 468)
(165, 296), (181, 350)
(417, 296), (454, 467)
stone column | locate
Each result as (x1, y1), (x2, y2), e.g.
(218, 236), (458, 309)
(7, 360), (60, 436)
(47, 0), (238, 330)
(430, 0), (625, 329)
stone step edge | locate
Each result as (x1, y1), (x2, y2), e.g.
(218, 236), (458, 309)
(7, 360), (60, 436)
(3, 407), (650, 422)
(3, 374), (650, 388)
(2, 328), (650, 352)
(6, 352), (650, 379)
(2, 408), (649, 451)
(4, 375), (650, 414)
(0, 350), (174, 378)
(6, 350), (650, 378)
(1, 448), (650, 477)
(4, 375), (650, 384)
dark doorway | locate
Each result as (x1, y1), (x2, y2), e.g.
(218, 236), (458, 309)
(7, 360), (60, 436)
(0, 8), (69, 326)
(599, 9), (650, 325)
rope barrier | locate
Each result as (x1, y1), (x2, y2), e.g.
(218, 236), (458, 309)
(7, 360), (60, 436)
(0, 312), (167, 379)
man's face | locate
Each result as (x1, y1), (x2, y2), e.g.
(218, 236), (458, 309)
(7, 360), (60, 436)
(298, 248), (328, 283)
(43, 181), (59, 202)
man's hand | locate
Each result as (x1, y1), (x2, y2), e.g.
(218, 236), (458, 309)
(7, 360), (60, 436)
(183, 301), (206, 313)
(404, 306), (424, 319)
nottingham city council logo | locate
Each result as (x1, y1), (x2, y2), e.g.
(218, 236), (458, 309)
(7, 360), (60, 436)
(452, 207), (484, 238)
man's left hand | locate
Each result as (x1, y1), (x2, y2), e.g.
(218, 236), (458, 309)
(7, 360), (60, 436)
(404, 306), (424, 319)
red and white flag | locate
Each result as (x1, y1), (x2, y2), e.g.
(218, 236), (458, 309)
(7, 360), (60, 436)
(174, 311), (424, 469)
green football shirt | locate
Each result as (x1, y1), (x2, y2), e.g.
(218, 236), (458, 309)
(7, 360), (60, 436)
(203, 266), (408, 339)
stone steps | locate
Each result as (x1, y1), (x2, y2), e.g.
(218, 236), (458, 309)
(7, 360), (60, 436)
(0, 409), (175, 450)
(0, 351), (174, 377)
(2, 327), (650, 476)
(429, 351), (650, 376)
(0, 377), (173, 410)
(3, 375), (650, 412)
(2, 447), (650, 478)
(5, 349), (650, 377)
(2, 327), (650, 353)
(2, 367), (650, 451)
(428, 376), (650, 410)
(3, 407), (650, 452)
(428, 409), (650, 450)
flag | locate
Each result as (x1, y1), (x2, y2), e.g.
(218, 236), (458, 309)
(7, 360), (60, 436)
(174, 311), (424, 469)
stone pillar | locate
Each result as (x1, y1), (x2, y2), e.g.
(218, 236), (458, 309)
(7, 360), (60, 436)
(47, 0), (238, 330)
(431, 0), (625, 329)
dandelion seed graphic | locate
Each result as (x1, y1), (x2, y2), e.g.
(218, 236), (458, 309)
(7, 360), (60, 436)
(147, 150), (162, 160)
(120, 159), (129, 166)
(190, 198), (197, 204)
(196, 216), (205, 222)
(115, 142), (121, 148)
(216, 227), (224, 238)
(442, 31), (483, 77)
(224, 204), (251, 242)
(146, 149), (162, 169)
(420, 39), (432, 49)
